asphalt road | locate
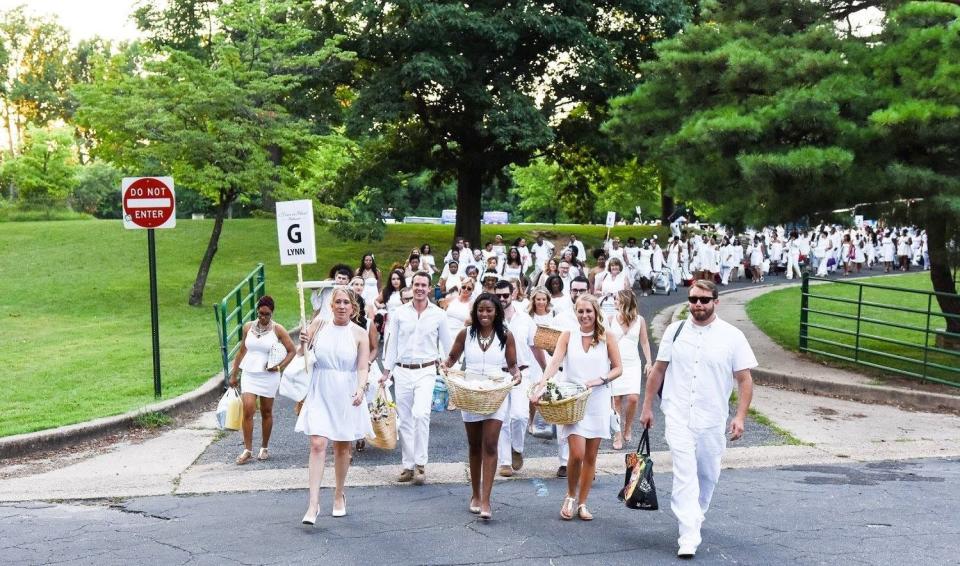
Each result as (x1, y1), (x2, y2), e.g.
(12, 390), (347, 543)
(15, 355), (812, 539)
(3, 457), (956, 565)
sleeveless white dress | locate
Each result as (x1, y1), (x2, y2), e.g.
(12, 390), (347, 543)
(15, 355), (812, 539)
(461, 332), (510, 423)
(557, 333), (611, 441)
(295, 322), (374, 441)
(361, 272), (380, 304)
(610, 320), (643, 396)
(239, 325), (282, 398)
(445, 298), (472, 337)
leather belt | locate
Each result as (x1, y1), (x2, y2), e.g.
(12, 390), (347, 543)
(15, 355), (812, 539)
(396, 361), (437, 370)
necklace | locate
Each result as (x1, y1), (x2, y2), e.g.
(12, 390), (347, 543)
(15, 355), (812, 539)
(252, 321), (273, 338)
(478, 331), (494, 349)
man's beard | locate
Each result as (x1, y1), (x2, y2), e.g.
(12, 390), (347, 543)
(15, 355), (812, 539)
(690, 306), (714, 322)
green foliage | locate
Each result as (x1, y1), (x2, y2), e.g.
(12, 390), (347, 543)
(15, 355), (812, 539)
(134, 411), (174, 429)
(1, 126), (78, 208)
(71, 161), (122, 216)
(337, 0), (693, 242)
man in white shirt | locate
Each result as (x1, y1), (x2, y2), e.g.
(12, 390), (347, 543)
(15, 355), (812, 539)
(640, 279), (756, 558)
(310, 265), (352, 320)
(567, 234), (586, 264)
(494, 280), (547, 477)
(380, 272), (454, 485)
(530, 235), (555, 274)
(671, 215), (687, 239)
(558, 261), (574, 291)
(552, 276), (589, 477)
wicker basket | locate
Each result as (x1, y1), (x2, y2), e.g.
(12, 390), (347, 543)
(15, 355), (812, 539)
(366, 411), (398, 450)
(534, 325), (563, 354)
(533, 385), (592, 425)
(442, 369), (513, 415)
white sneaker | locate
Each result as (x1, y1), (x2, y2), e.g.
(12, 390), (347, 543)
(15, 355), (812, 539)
(678, 544), (697, 558)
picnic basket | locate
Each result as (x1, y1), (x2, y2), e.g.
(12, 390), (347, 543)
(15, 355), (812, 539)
(532, 382), (592, 425)
(442, 368), (513, 415)
(533, 325), (563, 354)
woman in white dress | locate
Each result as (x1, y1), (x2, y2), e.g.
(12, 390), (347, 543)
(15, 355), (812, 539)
(356, 253), (381, 305)
(350, 277), (378, 320)
(528, 287), (557, 432)
(881, 234), (896, 272)
(419, 244), (438, 280)
(537, 258), (560, 287)
(530, 294), (622, 521)
(637, 241), (654, 296)
(442, 294), (522, 520)
(229, 295), (296, 465)
(597, 258), (629, 320)
(667, 238), (682, 292)
(608, 291), (652, 450)
(296, 288), (373, 525)
(445, 280), (475, 337)
(749, 236), (766, 283)
(500, 247), (525, 280)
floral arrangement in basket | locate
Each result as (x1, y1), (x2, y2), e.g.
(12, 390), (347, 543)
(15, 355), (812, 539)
(540, 381), (587, 402)
(368, 392), (396, 422)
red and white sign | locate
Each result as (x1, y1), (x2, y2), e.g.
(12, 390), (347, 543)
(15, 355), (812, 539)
(122, 177), (176, 229)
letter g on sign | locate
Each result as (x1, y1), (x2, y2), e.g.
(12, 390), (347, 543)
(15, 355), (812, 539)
(287, 224), (302, 244)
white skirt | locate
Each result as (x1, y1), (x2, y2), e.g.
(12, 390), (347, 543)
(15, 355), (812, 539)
(558, 383), (611, 441)
(241, 370), (280, 398)
(295, 368), (374, 441)
(611, 362), (643, 396)
(461, 396), (509, 423)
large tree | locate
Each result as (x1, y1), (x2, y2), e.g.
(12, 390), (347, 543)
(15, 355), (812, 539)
(335, 0), (692, 245)
(605, 0), (960, 336)
(76, 0), (349, 305)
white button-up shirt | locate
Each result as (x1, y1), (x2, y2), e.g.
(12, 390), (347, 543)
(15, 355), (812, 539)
(505, 309), (536, 367)
(657, 316), (757, 429)
(384, 302), (454, 370)
(530, 241), (555, 269)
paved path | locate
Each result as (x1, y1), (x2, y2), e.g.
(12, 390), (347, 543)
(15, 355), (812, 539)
(2, 457), (956, 565)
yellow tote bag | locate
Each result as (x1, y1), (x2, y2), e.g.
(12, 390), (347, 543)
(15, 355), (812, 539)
(225, 388), (243, 430)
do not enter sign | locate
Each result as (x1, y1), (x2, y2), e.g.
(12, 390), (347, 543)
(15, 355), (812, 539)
(123, 177), (176, 229)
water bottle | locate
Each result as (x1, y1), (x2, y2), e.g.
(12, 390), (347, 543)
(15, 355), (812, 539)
(431, 378), (448, 412)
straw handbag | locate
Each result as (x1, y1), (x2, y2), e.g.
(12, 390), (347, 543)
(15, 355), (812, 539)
(533, 325), (563, 354)
(366, 385), (397, 450)
(442, 368), (513, 415)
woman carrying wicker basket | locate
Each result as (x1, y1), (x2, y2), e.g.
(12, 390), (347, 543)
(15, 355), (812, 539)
(441, 293), (522, 521)
(530, 293), (622, 521)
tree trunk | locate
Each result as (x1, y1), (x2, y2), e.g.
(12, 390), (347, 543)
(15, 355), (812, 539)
(925, 212), (960, 343)
(661, 192), (674, 225)
(188, 195), (232, 306)
(454, 162), (483, 248)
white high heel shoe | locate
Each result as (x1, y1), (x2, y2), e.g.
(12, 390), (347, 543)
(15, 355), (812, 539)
(332, 493), (347, 517)
(302, 507), (320, 526)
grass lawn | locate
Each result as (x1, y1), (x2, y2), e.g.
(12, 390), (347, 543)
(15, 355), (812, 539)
(0, 219), (665, 437)
(746, 272), (959, 386)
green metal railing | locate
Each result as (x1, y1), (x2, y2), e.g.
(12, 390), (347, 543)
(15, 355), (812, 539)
(214, 264), (266, 385)
(799, 273), (960, 387)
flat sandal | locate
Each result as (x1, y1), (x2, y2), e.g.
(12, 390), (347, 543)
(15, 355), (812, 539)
(560, 496), (576, 521)
(577, 504), (594, 521)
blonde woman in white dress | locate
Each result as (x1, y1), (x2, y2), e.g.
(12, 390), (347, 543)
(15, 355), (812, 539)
(608, 290), (652, 450)
(296, 288), (373, 525)
(229, 295), (296, 465)
(530, 294), (622, 521)
(441, 293), (521, 520)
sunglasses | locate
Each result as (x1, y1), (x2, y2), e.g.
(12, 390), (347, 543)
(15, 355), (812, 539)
(495, 293), (511, 298)
(688, 296), (714, 305)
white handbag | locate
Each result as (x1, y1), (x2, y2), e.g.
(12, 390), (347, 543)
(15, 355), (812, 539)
(267, 342), (287, 371)
(279, 352), (314, 402)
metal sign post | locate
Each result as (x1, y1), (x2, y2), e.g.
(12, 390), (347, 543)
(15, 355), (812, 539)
(122, 176), (176, 399)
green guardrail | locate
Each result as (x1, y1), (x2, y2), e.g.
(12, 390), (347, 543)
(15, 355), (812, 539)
(799, 273), (960, 387)
(214, 264), (266, 386)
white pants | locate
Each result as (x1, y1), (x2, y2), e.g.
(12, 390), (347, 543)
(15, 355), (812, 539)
(665, 416), (726, 548)
(497, 383), (531, 466)
(719, 266), (732, 285)
(393, 366), (436, 470)
(785, 257), (802, 279)
(815, 254), (829, 276)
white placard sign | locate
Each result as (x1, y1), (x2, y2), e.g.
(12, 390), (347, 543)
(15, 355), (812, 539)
(275, 200), (317, 265)
(605, 211), (616, 228)
(854, 215), (864, 228)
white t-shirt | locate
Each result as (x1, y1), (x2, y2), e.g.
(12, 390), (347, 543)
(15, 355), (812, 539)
(657, 316), (758, 429)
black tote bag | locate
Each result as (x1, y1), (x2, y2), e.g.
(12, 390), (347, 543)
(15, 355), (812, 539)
(617, 428), (659, 510)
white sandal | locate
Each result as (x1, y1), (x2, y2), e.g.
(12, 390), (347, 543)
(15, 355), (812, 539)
(257, 447), (270, 461)
(236, 449), (253, 465)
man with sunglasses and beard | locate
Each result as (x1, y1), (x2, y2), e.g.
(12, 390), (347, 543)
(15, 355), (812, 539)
(640, 279), (756, 559)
